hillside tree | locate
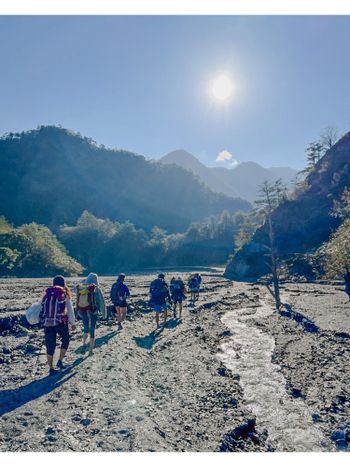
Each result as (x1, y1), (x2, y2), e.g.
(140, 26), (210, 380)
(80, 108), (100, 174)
(255, 179), (287, 309)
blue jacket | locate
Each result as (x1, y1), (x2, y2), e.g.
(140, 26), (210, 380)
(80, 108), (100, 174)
(110, 281), (130, 304)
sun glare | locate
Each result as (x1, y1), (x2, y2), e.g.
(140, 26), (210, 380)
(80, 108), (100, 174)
(211, 74), (234, 102)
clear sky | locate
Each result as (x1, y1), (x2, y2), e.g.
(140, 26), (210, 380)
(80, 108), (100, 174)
(0, 15), (350, 169)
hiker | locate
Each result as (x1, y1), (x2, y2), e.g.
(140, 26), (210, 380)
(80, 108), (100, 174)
(170, 276), (186, 319)
(40, 275), (75, 376)
(195, 273), (202, 301)
(76, 272), (106, 356)
(188, 273), (200, 304)
(344, 269), (350, 302)
(149, 273), (172, 329)
(110, 273), (130, 330)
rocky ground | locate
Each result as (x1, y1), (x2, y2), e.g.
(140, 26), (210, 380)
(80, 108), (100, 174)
(0, 274), (349, 452)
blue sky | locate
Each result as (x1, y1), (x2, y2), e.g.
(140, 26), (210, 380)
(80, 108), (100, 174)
(0, 15), (350, 169)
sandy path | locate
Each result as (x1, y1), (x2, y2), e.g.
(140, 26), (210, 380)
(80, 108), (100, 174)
(0, 274), (267, 452)
(1, 275), (349, 451)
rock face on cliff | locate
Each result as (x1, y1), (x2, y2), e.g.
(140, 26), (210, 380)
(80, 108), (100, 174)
(225, 131), (350, 281)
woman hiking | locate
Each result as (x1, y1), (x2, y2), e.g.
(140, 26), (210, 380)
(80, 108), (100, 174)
(110, 273), (130, 331)
(76, 272), (106, 356)
(40, 275), (75, 376)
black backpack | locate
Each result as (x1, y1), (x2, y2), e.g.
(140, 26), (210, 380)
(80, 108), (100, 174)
(111, 282), (126, 303)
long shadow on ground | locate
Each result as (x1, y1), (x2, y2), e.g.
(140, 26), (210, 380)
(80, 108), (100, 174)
(0, 357), (85, 416)
(280, 303), (319, 333)
(75, 331), (118, 354)
(133, 328), (164, 350)
(133, 318), (181, 350)
(164, 318), (181, 329)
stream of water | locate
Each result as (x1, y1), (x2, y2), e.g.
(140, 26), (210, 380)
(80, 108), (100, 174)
(219, 301), (327, 451)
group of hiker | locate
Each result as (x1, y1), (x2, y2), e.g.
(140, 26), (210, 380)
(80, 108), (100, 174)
(37, 271), (202, 376)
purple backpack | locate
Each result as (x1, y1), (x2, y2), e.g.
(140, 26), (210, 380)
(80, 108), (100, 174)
(41, 286), (68, 327)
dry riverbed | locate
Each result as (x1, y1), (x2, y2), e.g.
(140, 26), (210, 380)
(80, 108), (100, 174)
(0, 274), (349, 452)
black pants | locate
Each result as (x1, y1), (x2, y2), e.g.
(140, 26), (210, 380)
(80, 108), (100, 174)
(44, 323), (70, 356)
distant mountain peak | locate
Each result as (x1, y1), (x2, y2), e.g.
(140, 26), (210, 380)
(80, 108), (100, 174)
(159, 150), (298, 202)
(161, 149), (207, 169)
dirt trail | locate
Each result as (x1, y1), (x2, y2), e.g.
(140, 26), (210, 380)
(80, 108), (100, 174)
(0, 275), (349, 451)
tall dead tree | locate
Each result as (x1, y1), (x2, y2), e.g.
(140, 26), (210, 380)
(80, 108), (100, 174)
(255, 180), (285, 309)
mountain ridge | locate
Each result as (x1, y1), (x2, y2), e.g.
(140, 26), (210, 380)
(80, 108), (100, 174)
(225, 130), (350, 280)
(0, 126), (251, 233)
(159, 150), (298, 202)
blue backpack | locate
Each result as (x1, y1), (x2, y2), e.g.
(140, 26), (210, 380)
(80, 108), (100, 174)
(171, 280), (183, 297)
(151, 279), (167, 301)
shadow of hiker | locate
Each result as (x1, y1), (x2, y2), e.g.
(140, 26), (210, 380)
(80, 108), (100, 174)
(75, 331), (118, 354)
(0, 353), (89, 417)
(133, 328), (163, 350)
(94, 331), (118, 349)
(0, 369), (76, 417)
(164, 318), (181, 329)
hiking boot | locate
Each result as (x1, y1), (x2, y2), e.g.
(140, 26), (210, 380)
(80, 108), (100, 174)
(88, 350), (94, 357)
(56, 360), (64, 370)
(49, 368), (58, 377)
(118, 323), (123, 331)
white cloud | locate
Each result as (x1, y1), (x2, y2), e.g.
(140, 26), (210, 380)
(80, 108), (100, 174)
(229, 159), (239, 168)
(216, 150), (239, 168)
(216, 150), (232, 162)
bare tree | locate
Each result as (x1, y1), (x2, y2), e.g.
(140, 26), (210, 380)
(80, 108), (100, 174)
(320, 126), (338, 151)
(255, 180), (286, 309)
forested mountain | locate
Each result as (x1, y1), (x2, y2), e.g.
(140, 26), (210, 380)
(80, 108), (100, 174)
(0, 127), (250, 233)
(160, 150), (297, 202)
(0, 210), (245, 276)
(225, 131), (350, 281)
(0, 217), (82, 277)
(58, 210), (244, 273)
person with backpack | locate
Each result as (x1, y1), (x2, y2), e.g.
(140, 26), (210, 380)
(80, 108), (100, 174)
(110, 273), (130, 331)
(195, 273), (202, 301)
(76, 272), (106, 356)
(149, 273), (172, 329)
(188, 274), (200, 304)
(170, 276), (186, 319)
(40, 275), (75, 376)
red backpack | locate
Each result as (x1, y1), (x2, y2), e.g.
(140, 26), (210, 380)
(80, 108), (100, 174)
(76, 284), (97, 315)
(41, 286), (68, 327)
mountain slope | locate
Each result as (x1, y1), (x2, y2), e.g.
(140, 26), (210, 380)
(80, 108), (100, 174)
(0, 127), (251, 233)
(225, 131), (350, 280)
(160, 151), (297, 202)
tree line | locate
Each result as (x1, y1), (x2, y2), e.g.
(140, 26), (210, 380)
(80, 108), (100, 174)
(0, 210), (246, 276)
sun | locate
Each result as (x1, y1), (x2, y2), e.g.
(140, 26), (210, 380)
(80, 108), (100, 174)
(211, 74), (234, 102)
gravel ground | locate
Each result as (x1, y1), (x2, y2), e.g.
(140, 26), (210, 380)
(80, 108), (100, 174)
(0, 275), (349, 452)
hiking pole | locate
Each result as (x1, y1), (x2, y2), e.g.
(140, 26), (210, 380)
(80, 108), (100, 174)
(32, 338), (45, 378)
